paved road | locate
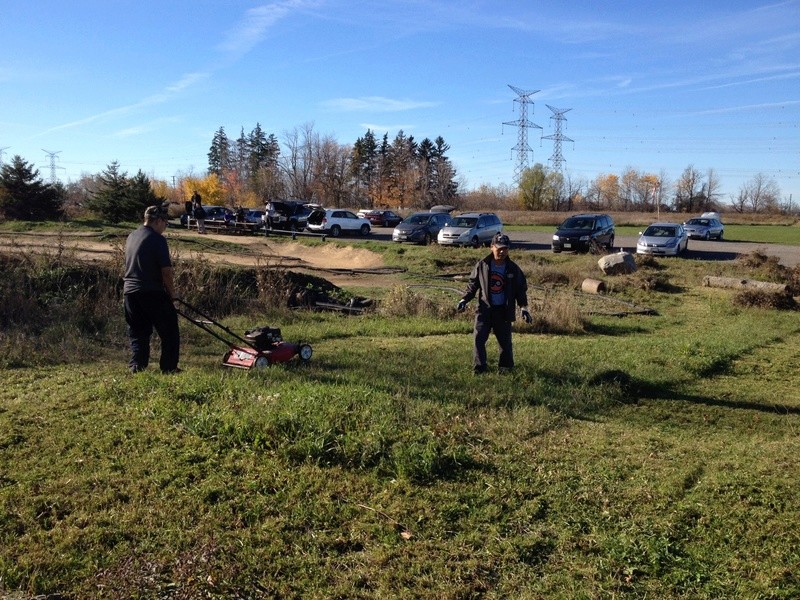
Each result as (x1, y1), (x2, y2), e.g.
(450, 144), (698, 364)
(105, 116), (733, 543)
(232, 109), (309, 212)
(366, 229), (800, 267)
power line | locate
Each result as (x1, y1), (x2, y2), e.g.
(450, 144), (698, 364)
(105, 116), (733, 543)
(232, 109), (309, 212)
(542, 105), (573, 173)
(502, 84), (542, 186)
(41, 149), (65, 183)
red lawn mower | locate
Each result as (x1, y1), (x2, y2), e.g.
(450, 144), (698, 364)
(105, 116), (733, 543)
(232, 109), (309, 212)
(176, 299), (313, 370)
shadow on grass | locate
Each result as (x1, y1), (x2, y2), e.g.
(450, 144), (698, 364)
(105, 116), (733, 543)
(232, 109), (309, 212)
(634, 379), (800, 415)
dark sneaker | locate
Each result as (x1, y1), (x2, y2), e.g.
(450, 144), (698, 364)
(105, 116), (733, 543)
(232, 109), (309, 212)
(473, 366), (487, 375)
(129, 365), (145, 374)
(161, 367), (183, 374)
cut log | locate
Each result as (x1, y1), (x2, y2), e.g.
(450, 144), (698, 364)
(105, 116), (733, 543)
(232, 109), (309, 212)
(702, 276), (789, 294)
(581, 278), (606, 294)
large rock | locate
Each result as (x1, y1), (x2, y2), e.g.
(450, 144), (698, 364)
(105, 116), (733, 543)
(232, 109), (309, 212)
(598, 251), (637, 275)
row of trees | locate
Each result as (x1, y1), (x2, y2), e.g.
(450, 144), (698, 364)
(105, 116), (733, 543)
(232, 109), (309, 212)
(0, 156), (165, 223)
(518, 163), (788, 215)
(0, 120), (791, 222)
(204, 123), (459, 210)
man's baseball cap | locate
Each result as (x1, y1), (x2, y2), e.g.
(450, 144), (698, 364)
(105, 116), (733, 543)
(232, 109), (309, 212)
(492, 233), (510, 248)
(144, 204), (169, 220)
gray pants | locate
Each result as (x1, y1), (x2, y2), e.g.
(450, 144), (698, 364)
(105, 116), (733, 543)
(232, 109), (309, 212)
(473, 306), (513, 370)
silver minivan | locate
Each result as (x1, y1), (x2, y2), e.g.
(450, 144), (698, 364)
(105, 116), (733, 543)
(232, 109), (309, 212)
(437, 212), (503, 247)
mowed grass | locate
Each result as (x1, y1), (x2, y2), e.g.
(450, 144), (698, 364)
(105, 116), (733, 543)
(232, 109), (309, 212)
(1, 241), (800, 598)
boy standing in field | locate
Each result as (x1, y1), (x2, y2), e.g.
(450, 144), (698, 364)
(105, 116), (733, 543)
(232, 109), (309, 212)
(457, 233), (532, 374)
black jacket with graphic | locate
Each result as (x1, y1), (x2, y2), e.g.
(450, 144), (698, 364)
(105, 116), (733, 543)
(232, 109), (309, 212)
(461, 254), (528, 321)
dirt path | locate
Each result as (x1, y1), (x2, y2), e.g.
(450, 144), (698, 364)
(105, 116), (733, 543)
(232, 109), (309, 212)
(0, 229), (398, 288)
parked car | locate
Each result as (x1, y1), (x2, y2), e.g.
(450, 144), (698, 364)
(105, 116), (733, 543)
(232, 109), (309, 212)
(180, 204), (224, 227)
(364, 210), (403, 228)
(392, 211), (451, 245)
(205, 206), (235, 224)
(552, 213), (615, 253)
(306, 208), (371, 237)
(636, 222), (689, 256)
(683, 215), (724, 240)
(243, 209), (265, 224)
(265, 200), (313, 231)
(437, 212), (503, 247)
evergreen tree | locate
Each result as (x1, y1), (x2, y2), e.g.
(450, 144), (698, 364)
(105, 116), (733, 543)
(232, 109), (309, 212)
(351, 129), (378, 206)
(85, 161), (134, 223)
(429, 136), (458, 206)
(387, 131), (418, 208)
(129, 170), (163, 214)
(234, 127), (250, 182)
(0, 155), (64, 220)
(248, 124), (281, 200)
(207, 126), (231, 176)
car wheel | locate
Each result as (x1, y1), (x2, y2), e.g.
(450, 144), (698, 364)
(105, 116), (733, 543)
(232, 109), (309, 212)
(717, 231), (723, 240)
(360, 224), (370, 236)
(607, 235), (615, 250)
(703, 231), (710, 241)
(330, 225), (341, 237)
(470, 235), (480, 248)
(423, 233), (432, 245)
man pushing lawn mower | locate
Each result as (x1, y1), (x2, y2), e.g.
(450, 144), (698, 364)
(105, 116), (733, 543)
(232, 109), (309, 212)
(123, 204), (181, 374)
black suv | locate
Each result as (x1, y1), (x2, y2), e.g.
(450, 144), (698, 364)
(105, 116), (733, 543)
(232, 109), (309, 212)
(552, 213), (615, 253)
(265, 200), (313, 231)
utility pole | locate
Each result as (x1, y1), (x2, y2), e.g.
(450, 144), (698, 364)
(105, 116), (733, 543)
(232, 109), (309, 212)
(42, 149), (64, 183)
(542, 105), (573, 173)
(503, 85), (542, 186)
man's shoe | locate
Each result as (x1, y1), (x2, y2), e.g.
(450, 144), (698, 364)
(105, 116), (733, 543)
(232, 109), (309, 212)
(161, 367), (183, 374)
(129, 365), (144, 374)
(473, 366), (487, 375)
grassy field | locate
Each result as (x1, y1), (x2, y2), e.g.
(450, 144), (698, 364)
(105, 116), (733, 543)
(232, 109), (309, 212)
(1, 232), (799, 598)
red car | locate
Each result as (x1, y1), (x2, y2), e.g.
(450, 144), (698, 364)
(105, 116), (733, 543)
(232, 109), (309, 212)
(365, 210), (403, 227)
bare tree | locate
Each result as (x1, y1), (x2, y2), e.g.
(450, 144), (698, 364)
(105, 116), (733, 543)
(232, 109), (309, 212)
(705, 168), (723, 211)
(561, 172), (585, 212)
(674, 165), (705, 213)
(280, 123), (317, 201)
(746, 173), (780, 213)
(312, 136), (352, 208)
(729, 187), (748, 213)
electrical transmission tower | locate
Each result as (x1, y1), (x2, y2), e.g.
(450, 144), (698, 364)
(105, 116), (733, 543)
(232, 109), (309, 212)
(541, 105), (573, 173)
(42, 149), (64, 183)
(503, 85), (542, 185)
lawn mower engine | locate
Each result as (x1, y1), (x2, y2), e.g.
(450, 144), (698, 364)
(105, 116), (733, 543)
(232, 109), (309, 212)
(222, 325), (313, 370)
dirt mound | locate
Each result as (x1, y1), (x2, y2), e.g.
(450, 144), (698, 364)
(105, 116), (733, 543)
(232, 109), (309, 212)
(277, 241), (384, 270)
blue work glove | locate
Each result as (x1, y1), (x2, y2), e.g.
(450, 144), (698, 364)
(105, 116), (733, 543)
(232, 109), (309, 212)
(457, 299), (467, 313)
(521, 308), (532, 323)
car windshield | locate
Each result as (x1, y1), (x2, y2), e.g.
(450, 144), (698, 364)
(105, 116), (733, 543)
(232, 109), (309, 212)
(451, 217), (477, 227)
(562, 217), (594, 230)
(644, 226), (677, 237)
(687, 219), (709, 226)
(406, 214), (430, 224)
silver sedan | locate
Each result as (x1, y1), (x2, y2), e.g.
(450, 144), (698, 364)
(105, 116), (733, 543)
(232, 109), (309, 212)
(636, 223), (689, 256)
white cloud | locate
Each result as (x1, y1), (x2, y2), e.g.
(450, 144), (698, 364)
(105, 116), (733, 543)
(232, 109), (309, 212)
(359, 123), (416, 133)
(217, 0), (321, 56)
(323, 96), (438, 112)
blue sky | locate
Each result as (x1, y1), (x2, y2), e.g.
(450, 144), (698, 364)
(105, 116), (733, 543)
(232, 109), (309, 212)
(2, 0), (798, 204)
